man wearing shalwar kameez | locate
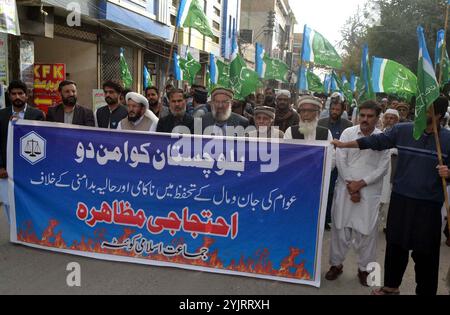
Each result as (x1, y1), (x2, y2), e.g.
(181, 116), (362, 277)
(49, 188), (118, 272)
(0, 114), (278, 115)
(326, 101), (390, 287)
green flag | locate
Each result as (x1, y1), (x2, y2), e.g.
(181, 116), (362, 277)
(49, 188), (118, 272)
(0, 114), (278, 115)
(180, 51), (201, 85)
(341, 75), (354, 104)
(307, 70), (324, 93)
(182, 0), (215, 39)
(331, 72), (353, 104)
(120, 49), (133, 89)
(262, 54), (290, 82)
(414, 26), (440, 140)
(216, 59), (231, 89)
(230, 54), (260, 100)
(372, 57), (417, 100)
(297, 67), (324, 93)
(302, 25), (342, 69)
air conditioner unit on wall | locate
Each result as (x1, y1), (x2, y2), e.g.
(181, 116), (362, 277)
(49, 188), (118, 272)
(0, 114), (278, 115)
(240, 29), (254, 44)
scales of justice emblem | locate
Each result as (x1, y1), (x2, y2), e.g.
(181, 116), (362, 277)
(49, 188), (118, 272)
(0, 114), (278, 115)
(20, 132), (46, 165)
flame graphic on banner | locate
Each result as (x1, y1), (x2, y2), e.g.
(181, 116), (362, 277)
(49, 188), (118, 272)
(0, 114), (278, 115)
(17, 220), (311, 280)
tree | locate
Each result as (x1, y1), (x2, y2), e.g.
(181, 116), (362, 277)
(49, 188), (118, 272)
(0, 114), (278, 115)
(341, 0), (448, 74)
(339, 3), (371, 74)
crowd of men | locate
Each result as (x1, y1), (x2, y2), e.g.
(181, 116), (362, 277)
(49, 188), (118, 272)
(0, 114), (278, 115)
(1, 78), (449, 295)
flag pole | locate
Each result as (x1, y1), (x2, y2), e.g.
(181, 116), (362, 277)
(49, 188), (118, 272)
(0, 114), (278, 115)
(435, 2), (450, 232)
(163, 26), (179, 96)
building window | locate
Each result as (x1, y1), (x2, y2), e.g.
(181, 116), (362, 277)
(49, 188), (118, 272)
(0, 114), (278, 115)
(101, 44), (135, 87)
(214, 7), (220, 17)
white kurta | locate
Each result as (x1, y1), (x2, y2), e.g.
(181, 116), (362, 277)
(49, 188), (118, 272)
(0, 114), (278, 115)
(333, 126), (390, 235)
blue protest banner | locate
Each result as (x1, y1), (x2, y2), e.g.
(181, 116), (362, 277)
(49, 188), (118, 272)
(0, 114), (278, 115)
(8, 121), (332, 287)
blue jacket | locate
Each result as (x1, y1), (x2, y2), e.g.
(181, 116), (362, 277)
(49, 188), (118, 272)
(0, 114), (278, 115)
(357, 123), (450, 203)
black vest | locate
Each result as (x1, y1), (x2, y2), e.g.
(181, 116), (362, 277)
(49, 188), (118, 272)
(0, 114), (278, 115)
(96, 105), (128, 129)
(291, 125), (329, 140)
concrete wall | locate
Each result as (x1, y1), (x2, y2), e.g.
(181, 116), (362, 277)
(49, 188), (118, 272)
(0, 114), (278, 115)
(34, 36), (98, 110)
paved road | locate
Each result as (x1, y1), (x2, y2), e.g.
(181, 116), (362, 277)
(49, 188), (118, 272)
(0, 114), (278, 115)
(0, 209), (448, 295)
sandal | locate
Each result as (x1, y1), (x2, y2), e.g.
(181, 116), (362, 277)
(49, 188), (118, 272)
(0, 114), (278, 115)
(371, 287), (400, 296)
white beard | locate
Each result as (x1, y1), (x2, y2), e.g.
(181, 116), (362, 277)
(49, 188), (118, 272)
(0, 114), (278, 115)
(212, 106), (232, 122)
(299, 118), (318, 136)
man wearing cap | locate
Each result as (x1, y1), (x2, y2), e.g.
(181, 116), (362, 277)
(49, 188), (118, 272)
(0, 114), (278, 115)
(274, 90), (299, 133)
(117, 92), (159, 132)
(320, 92), (349, 120)
(396, 102), (412, 122)
(284, 95), (333, 141)
(247, 106), (284, 139)
(382, 109), (400, 131)
(157, 89), (194, 134)
(332, 97), (450, 295)
(199, 88), (249, 136)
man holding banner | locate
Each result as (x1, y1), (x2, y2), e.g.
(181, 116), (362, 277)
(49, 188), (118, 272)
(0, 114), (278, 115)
(0, 80), (44, 223)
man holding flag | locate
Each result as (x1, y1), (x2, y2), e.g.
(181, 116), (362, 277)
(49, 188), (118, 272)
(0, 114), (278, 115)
(332, 27), (450, 295)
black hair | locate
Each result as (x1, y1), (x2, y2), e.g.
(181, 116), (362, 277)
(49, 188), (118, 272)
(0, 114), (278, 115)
(58, 80), (77, 92)
(359, 100), (382, 117)
(191, 84), (206, 90)
(8, 80), (28, 95)
(103, 80), (124, 94)
(145, 86), (159, 95)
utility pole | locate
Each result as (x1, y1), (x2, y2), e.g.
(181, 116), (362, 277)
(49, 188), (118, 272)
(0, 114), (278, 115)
(265, 10), (275, 57)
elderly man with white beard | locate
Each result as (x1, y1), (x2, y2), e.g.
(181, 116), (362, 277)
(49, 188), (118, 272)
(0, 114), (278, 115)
(198, 87), (249, 137)
(284, 96), (333, 142)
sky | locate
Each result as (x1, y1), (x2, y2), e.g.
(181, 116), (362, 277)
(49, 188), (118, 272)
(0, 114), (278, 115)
(289, 0), (368, 45)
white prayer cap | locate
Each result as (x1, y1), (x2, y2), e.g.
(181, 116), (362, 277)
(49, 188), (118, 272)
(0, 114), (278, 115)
(331, 92), (343, 103)
(276, 89), (291, 99)
(126, 92), (149, 111)
(384, 109), (400, 119)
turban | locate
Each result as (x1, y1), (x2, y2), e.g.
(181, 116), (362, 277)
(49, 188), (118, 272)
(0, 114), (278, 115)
(126, 92), (149, 111)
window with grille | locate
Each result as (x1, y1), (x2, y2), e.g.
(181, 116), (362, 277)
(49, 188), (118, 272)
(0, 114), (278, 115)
(101, 44), (135, 88)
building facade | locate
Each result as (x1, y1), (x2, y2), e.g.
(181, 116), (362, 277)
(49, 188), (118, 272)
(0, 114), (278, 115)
(240, 0), (296, 65)
(4, 0), (240, 111)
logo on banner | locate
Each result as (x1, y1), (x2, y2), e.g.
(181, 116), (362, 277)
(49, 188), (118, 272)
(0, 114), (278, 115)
(20, 132), (46, 165)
